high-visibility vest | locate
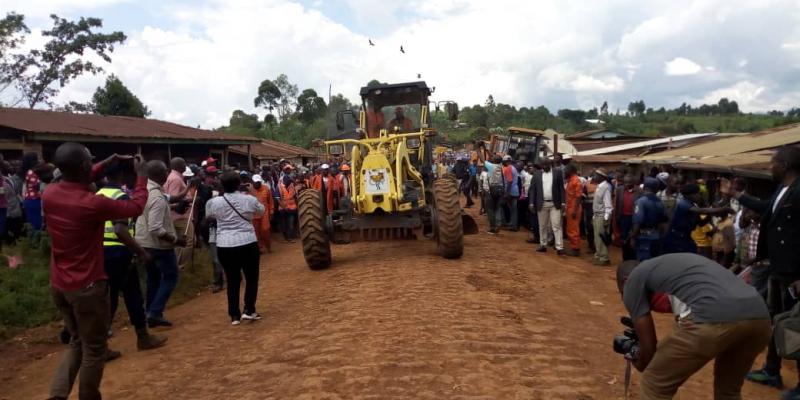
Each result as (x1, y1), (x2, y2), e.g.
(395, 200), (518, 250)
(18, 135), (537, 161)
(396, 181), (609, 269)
(97, 187), (134, 247)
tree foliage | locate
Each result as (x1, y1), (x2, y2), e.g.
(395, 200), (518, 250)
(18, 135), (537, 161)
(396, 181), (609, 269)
(296, 88), (327, 124)
(91, 74), (149, 117)
(8, 14), (125, 108)
(0, 12), (28, 103)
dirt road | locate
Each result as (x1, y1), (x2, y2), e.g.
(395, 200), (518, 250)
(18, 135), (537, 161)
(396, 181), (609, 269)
(0, 206), (788, 399)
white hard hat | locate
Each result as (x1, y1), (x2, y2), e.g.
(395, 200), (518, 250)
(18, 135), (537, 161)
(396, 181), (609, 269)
(182, 169), (194, 177)
(321, 163), (330, 169)
(252, 174), (264, 183)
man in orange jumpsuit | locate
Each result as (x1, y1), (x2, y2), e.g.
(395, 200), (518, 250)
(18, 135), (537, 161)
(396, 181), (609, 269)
(564, 163), (583, 256)
(250, 174), (274, 253)
(310, 164), (339, 213)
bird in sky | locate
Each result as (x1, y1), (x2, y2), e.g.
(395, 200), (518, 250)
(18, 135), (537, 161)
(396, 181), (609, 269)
(369, 39), (375, 46)
(400, 46), (405, 54)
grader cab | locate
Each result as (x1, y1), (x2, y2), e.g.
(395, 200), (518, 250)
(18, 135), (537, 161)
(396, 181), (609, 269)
(297, 81), (478, 269)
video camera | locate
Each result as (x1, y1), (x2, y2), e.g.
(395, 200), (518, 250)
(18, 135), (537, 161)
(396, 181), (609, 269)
(612, 316), (640, 361)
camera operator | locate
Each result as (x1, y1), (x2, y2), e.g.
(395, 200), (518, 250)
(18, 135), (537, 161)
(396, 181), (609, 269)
(616, 253), (770, 399)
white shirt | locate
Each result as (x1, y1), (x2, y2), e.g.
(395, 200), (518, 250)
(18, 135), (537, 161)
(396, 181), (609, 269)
(542, 170), (554, 201)
(593, 181), (613, 220)
(479, 171), (489, 191)
(521, 170), (533, 196)
(207, 192), (265, 248)
(774, 186), (789, 213)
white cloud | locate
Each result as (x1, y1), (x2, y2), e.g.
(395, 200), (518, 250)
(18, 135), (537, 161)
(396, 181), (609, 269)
(664, 57), (703, 76)
(5, 0), (800, 127)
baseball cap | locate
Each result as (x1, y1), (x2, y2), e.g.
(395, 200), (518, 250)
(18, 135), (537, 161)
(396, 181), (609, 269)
(643, 177), (660, 192)
(656, 172), (669, 184)
(252, 174), (263, 183)
(205, 166), (219, 174)
(321, 163), (330, 169)
(206, 157), (216, 164)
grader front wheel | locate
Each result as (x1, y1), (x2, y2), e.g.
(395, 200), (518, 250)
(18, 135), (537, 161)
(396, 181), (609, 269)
(297, 189), (332, 269)
(433, 179), (464, 259)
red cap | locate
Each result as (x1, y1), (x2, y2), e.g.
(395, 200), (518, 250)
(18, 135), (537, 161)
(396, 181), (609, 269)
(206, 166), (219, 174)
(206, 157), (217, 164)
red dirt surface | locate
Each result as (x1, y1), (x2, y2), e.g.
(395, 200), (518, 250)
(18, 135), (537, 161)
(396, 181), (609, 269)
(0, 205), (790, 399)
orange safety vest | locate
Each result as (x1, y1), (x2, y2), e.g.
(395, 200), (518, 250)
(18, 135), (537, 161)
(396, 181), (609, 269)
(279, 182), (297, 211)
(310, 174), (338, 213)
(253, 185), (274, 218)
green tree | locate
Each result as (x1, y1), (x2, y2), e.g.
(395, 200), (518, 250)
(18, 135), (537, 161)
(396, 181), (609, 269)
(91, 74), (150, 117)
(296, 88), (327, 124)
(367, 79), (383, 87)
(0, 12), (29, 104)
(460, 104), (488, 127)
(227, 109), (261, 136)
(12, 14), (126, 108)
(273, 74), (298, 119)
(254, 79), (281, 115)
(328, 93), (352, 113)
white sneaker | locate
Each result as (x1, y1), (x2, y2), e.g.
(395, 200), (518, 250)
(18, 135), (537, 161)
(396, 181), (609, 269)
(231, 319), (241, 326)
(241, 312), (262, 321)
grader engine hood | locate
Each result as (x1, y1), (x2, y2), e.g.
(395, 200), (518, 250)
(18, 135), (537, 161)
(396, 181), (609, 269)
(357, 153), (396, 214)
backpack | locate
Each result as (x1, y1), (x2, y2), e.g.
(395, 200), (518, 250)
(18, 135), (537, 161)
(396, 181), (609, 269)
(488, 165), (505, 198)
(775, 301), (800, 360)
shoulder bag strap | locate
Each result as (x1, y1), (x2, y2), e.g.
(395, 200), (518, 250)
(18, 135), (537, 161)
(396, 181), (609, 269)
(222, 194), (250, 222)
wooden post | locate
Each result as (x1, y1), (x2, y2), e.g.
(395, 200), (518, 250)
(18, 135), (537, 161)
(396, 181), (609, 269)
(247, 144), (253, 171)
(553, 133), (559, 157)
(136, 144), (142, 156)
(167, 143), (172, 160)
(223, 148), (229, 167)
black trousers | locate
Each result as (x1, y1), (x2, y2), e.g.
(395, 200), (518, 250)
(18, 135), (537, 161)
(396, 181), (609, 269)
(217, 242), (261, 320)
(105, 251), (147, 330)
(765, 276), (800, 375)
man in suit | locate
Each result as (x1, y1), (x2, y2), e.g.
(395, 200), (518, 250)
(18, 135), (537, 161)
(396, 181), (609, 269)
(528, 159), (565, 255)
(740, 146), (800, 399)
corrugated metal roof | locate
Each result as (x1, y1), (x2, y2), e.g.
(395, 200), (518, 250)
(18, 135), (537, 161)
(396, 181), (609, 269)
(507, 126), (545, 136)
(630, 123), (800, 159)
(568, 128), (646, 140)
(570, 154), (633, 163)
(576, 133), (717, 156)
(230, 140), (315, 159)
(0, 107), (258, 143)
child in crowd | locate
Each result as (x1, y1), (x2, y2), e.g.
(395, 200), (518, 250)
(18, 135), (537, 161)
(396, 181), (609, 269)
(712, 212), (736, 268)
(691, 214), (714, 259)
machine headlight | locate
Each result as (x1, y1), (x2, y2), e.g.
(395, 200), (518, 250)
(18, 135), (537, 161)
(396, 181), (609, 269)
(407, 138), (421, 149)
(329, 144), (344, 155)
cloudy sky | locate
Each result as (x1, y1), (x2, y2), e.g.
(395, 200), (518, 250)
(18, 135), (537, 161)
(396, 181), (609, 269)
(4, 0), (800, 128)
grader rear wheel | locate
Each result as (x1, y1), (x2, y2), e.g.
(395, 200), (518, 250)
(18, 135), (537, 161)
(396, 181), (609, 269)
(298, 189), (332, 269)
(433, 179), (464, 259)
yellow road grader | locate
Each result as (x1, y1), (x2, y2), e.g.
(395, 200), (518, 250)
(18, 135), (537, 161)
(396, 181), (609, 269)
(298, 81), (478, 269)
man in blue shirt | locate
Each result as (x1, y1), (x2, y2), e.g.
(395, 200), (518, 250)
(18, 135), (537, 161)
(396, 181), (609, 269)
(661, 184), (731, 254)
(629, 177), (666, 261)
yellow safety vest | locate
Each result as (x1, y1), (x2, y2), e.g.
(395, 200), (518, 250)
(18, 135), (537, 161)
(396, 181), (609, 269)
(96, 187), (134, 247)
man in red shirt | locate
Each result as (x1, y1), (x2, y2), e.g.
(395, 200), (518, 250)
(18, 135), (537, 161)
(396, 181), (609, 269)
(43, 143), (148, 400)
(615, 174), (640, 260)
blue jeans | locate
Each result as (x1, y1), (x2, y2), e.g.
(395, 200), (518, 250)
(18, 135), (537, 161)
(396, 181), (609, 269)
(23, 198), (42, 230)
(636, 231), (661, 261)
(145, 248), (179, 319)
(507, 198), (518, 230)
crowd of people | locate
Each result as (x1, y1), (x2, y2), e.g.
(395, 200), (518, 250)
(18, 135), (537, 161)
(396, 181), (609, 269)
(34, 141), (361, 400)
(10, 137), (799, 400)
(447, 143), (800, 399)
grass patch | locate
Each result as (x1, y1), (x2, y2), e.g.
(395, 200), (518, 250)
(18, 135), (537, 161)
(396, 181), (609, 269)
(0, 241), (213, 341)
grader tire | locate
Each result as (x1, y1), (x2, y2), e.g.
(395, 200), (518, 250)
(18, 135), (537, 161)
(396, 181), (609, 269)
(433, 179), (464, 259)
(298, 189), (332, 269)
